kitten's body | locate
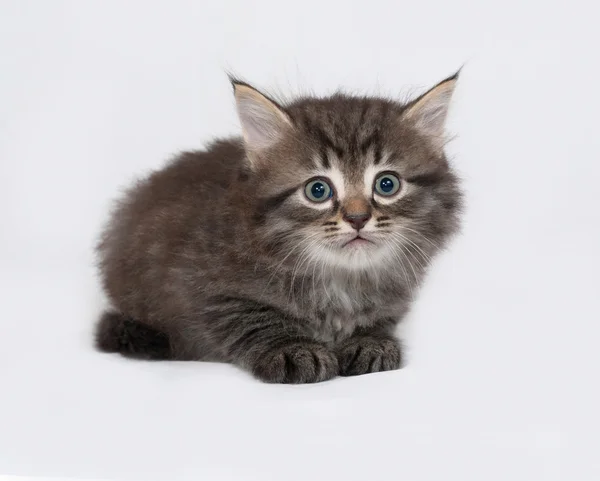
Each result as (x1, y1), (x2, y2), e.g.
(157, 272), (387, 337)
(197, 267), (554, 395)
(96, 78), (462, 383)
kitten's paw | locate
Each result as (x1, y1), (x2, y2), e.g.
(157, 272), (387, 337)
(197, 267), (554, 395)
(337, 336), (402, 376)
(251, 342), (338, 384)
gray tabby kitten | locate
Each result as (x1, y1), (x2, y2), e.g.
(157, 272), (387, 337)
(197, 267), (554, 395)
(95, 74), (463, 383)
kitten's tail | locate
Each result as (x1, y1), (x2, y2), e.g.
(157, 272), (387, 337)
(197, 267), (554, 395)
(95, 311), (172, 360)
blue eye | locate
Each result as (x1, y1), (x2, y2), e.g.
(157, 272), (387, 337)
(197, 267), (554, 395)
(304, 179), (333, 203)
(374, 173), (401, 196)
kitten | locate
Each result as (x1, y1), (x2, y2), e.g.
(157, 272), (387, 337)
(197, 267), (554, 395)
(95, 74), (463, 383)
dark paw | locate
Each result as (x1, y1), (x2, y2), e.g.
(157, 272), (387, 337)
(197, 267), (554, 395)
(251, 342), (338, 384)
(337, 336), (402, 376)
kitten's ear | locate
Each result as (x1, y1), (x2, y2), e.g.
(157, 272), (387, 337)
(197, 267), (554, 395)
(402, 72), (458, 151)
(232, 80), (292, 155)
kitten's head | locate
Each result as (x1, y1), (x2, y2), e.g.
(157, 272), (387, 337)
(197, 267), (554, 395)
(232, 75), (463, 275)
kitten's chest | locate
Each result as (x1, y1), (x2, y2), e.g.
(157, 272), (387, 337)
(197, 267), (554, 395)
(306, 279), (382, 343)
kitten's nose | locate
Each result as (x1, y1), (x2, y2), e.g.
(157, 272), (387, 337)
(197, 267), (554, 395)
(343, 212), (371, 231)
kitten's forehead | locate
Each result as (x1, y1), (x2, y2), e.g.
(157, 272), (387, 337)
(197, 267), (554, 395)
(284, 94), (444, 181)
(289, 95), (398, 171)
(290, 95), (397, 130)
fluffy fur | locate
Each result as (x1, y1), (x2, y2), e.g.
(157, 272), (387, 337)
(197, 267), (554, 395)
(95, 74), (463, 383)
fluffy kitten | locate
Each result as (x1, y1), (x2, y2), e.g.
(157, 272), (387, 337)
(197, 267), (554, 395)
(95, 74), (463, 383)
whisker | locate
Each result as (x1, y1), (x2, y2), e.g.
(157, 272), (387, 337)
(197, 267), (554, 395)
(392, 231), (433, 267)
(400, 226), (440, 249)
(383, 238), (414, 300)
(311, 252), (319, 303)
(319, 251), (332, 304)
(389, 233), (428, 273)
(390, 236), (421, 281)
(288, 246), (312, 303)
(298, 248), (317, 309)
(290, 237), (321, 304)
(285, 234), (322, 303)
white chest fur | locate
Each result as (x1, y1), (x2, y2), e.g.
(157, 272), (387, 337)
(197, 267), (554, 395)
(309, 279), (374, 343)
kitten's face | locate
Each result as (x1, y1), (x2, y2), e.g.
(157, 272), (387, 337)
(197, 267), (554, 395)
(234, 78), (462, 274)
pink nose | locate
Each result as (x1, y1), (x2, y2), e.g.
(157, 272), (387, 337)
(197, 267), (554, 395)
(343, 212), (371, 230)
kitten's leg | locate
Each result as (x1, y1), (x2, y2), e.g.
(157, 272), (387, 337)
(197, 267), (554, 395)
(95, 311), (172, 360)
(335, 322), (402, 376)
(203, 298), (338, 384)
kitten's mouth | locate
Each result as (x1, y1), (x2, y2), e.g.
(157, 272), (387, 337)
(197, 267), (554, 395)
(342, 236), (375, 248)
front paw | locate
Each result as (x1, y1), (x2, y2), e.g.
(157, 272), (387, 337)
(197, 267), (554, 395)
(337, 336), (402, 376)
(251, 342), (338, 384)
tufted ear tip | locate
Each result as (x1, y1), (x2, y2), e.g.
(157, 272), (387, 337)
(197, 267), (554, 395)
(231, 80), (292, 156)
(402, 73), (459, 150)
(228, 74), (251, 92)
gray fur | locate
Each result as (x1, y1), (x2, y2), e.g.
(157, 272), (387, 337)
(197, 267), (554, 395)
(95, 75), (463, 383)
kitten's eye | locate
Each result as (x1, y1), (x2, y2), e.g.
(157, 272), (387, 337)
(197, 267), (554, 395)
(304, 179), (333, 203)
(374, 173), (401, 196)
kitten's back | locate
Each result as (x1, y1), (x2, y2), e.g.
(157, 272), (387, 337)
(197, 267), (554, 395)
(138, 138), (244, 203)
(97, 138), (245, 321)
